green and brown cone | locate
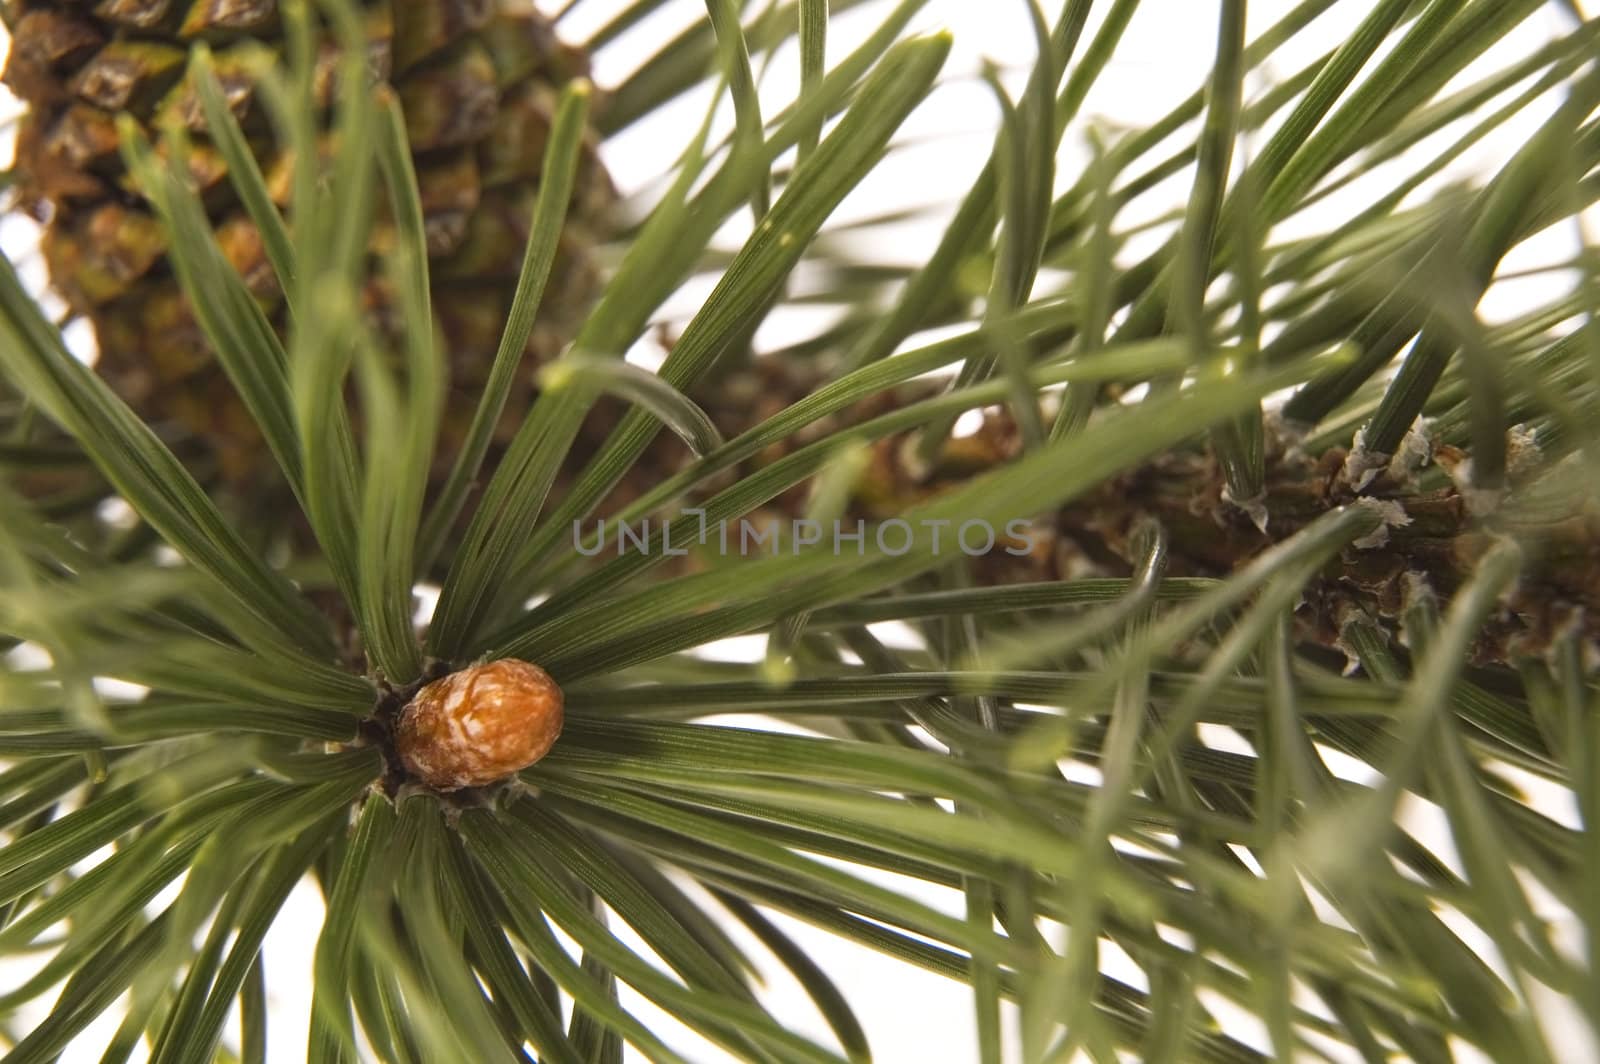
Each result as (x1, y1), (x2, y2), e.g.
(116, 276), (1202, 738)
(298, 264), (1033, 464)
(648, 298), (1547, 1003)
(0, 3), (990, 560)
(3, 0), (613, 483)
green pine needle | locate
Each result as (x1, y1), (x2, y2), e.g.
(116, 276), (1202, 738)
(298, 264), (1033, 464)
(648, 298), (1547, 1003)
(2, 0), (1599, 1060)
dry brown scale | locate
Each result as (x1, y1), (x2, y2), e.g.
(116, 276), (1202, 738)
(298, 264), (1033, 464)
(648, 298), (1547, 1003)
(356, 655), (560, 803)
(393, 657), (563, 792)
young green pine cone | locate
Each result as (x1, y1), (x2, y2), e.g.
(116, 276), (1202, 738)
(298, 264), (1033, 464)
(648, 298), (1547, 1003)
(3, 0), (613, 487)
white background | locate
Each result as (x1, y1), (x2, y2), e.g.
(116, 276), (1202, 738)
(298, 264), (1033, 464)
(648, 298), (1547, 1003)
(3, 1), (1597, 1061)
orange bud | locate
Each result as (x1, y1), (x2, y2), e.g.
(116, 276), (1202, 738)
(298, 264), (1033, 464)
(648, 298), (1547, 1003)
(394, 659), (563, 791)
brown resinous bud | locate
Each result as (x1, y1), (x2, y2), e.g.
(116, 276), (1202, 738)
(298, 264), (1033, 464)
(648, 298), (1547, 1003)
(394, 659), (564, 791)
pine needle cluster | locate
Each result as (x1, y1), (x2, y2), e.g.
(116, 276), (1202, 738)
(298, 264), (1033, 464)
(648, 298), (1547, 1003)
(2, 1), (1599, 1061)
